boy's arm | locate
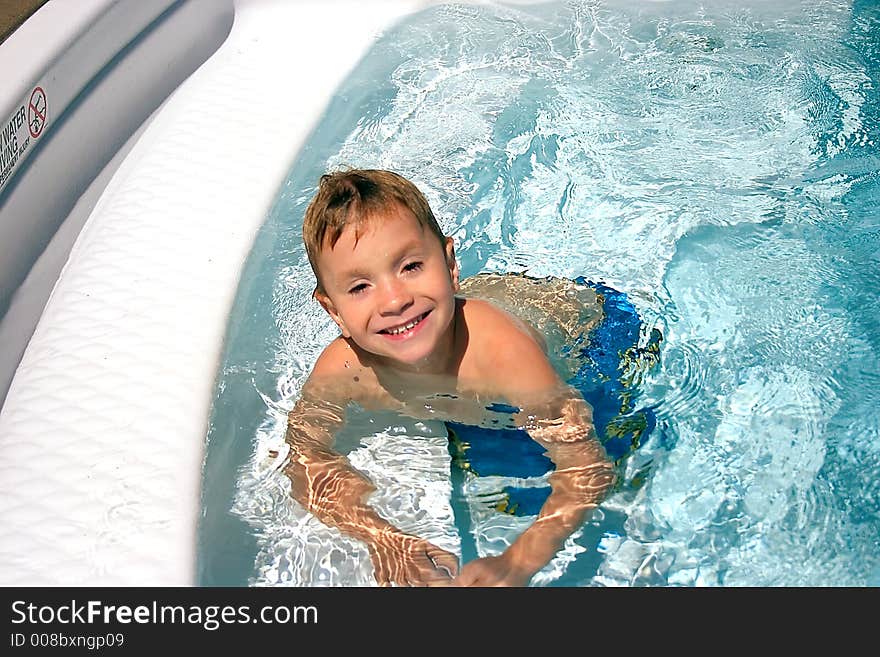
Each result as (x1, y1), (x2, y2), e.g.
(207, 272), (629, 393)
(284, 347), (459, 586)
(455, 324), (618, 586)
(472, 396), (616, 585)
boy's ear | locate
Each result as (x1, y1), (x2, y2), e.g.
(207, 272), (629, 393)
(313, 288), (351, 338)
(444, 237), (460, 292)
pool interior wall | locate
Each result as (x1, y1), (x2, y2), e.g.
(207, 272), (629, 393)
(0, 0), (234, 408)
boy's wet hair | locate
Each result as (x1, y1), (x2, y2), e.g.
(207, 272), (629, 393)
(303, 169), (446, 291)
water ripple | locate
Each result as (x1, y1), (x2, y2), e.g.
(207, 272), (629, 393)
(648, 342), (711, 422)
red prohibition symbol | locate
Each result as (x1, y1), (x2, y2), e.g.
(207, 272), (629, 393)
(28, 86), (47, 139)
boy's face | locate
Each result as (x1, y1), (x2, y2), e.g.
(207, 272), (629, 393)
(314, 203), (460, 371)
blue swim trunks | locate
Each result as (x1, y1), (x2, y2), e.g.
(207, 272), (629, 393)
(446, 278), (661, 518)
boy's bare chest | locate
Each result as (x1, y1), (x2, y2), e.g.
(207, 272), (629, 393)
(367, 374), (519, 429)
(345, 337), (512, 428)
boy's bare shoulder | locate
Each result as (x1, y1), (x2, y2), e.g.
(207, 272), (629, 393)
(311, 336), (360, 375)
(458, 298), (561, 394)
(305, 337), (383, 403)
(460, 297), (546, 350)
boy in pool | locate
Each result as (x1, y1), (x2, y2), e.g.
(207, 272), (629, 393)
(284, 168), (617, 586)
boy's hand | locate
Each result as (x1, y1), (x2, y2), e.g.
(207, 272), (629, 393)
(367, 532), (460, 587)
(452, 553), (534, 587)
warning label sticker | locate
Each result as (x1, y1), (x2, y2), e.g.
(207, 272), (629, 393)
(1, 84), (49, 194)
(28, 87), (47, 139)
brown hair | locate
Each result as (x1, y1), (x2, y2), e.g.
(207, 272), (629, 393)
(302, 169), (446, 290)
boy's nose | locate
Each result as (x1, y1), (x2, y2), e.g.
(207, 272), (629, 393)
(378, 279), (414, 315)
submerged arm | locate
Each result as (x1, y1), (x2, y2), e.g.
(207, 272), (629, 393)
(284, 387), (459, 586)
(455, 392), (617, 587)
(508, 395), (617, 578)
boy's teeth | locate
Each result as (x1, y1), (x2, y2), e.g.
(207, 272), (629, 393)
(387, 316), (421, 335)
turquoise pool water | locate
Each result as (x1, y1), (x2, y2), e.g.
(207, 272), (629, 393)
(198, 0), (880, 586)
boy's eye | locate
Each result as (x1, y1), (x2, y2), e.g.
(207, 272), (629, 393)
(348, 283), (368, 295)
(403, 261), (423, 273)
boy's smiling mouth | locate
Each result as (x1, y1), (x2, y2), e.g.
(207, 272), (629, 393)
(378, 311), (430, 338)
